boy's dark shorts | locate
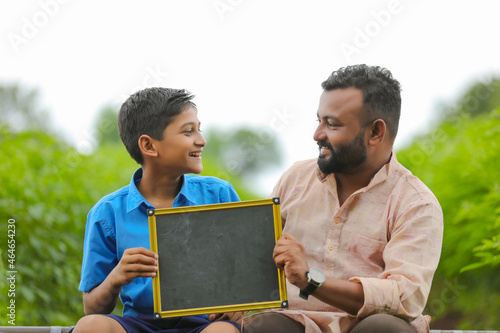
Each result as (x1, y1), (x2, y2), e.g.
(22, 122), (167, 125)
(70, 314), (241, 333)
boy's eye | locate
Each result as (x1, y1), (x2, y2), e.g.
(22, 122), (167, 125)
(184, 128), (202, 134)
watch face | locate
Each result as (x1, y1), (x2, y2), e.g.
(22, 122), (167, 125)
(309, 268), (326, 283)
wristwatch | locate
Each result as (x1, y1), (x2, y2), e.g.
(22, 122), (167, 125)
(299, 268), (326, 300)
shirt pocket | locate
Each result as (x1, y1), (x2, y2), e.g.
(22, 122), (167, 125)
(346, 233), (386, 276)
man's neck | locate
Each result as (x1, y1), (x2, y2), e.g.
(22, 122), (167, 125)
(335, 150), (392, 206)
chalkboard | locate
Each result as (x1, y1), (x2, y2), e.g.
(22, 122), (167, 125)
(148, 198), (288, 319)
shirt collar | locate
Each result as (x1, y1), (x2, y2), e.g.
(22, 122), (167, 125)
(126, 168), (149, 213)
(174, 175), (198, 206)
(364, 150), (396, 190)
(126, 168), (198, 213)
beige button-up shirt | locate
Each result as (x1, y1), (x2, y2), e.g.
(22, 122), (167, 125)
(248, 153), (443, 333)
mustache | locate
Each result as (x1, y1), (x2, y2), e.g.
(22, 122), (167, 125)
(317, 141), (333, 151)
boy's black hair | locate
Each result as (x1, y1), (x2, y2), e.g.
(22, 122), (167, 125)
(321, 64), (402, 140)
(118, 87), (197, 164)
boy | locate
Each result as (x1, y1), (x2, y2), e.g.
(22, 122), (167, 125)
(72, 88), (242, 333)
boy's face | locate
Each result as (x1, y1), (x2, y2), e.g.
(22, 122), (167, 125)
(154, 106), (206, 176)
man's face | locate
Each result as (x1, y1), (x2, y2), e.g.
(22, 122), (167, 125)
(313, 87), (368, 175)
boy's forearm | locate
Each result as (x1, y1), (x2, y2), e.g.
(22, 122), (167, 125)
(83, 277), (122, 315)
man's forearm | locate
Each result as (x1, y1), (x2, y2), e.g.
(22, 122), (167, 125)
(309, 277), (365, 316)
(83, 277), (122, 315)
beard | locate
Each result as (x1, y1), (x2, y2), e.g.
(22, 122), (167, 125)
(317, 129), (367, 175)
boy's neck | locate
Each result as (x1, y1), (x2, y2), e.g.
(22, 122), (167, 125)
(136, 167), (183, 209)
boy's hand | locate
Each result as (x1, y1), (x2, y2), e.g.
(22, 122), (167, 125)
(109, 247), (158, 288)
(207, 312), (243, 325)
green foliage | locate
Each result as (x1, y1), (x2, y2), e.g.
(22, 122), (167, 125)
(0, 106), (269, 326)
(0, 128), (95, 324)
(0, 84), (51, 132)
(397, 104), (500, 328)
(442, 78), (500, 119)
(204, 127), (283, 181)
(93, 105), (121, 147)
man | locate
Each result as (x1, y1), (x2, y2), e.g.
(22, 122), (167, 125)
(243, 65), (443, 333)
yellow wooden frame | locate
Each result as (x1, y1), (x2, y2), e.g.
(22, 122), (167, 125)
(148, 198), (287, 319)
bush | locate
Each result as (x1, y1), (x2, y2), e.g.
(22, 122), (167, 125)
(0, 125), (260, 325)
(396, 108), (500, 328)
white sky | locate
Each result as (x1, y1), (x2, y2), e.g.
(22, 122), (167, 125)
(2, 0), (500, 196)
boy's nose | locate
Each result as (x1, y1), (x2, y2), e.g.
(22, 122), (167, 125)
(196, 133), (207, 147)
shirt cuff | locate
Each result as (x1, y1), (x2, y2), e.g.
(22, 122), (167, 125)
(348, 276), (400, 318)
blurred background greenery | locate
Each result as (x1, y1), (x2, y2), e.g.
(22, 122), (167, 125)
(0, 78), (499, 329)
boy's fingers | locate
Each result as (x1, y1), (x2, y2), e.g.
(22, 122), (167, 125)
(124, 247), (158, 259)
(207, 314), (219, 321)
(122, 253), (158, 266)
(124, 263), (158, 273)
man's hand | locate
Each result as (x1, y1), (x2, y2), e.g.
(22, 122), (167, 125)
(273, 233), (310, 290)
(109, 247), (158, 288)
(207, 312), (243, 325)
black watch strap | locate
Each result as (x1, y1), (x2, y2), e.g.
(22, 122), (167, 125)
(299, 269), (325, 300)
(299, 282), (319, 300)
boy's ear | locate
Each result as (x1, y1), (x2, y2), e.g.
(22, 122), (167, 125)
(367, 119), (387, 146)
(138, 135), (158, 158)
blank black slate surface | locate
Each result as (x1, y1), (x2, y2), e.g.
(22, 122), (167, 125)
(154, 204), (281, 311)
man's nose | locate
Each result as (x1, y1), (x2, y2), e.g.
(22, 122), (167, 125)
(313, 124), (326, 142)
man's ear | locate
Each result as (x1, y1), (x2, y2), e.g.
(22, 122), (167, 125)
(138, 135), (158, 158)
(367, 119), (387, 146)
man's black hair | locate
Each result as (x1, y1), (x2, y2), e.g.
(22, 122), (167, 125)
(321, 64), (402, 140)
(118, 87), (196, 164)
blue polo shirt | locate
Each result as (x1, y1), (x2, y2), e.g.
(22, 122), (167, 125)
(79, 168), (240, 317)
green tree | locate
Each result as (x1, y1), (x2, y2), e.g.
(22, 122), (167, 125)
(93, 105), (121, 147)
(0, 84), (51, 132)
(1, 83), (280, 325)
(396, 78), (500, 329)
(0, 128), (98, 324)
(203, 127), (283, 180)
